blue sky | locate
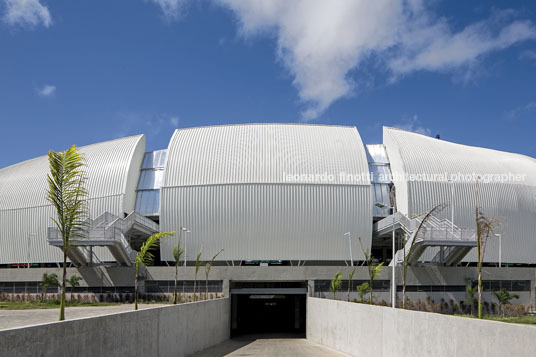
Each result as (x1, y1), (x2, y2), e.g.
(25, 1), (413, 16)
(1, 0), (536, 169)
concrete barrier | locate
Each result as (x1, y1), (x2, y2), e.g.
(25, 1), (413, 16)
(0, 298), (230, 357)
(307, 297), (536, 357)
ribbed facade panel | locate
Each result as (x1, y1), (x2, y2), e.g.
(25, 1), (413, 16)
(164, 124), (370, 187)
(0, 135), (146, 264)
(160, 184), (371, 261)
(161, 124), (372, 262)
(384, 127), (536, 264)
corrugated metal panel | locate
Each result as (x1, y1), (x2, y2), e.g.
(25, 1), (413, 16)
(161, 124), (372, 261)
(160, 184), (371, 261)
(0, 135), (146, 264)
(383, 127), (536, 264)
(164, 124), (370, 186)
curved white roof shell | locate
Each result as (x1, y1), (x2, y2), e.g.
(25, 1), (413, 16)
(384, 127), (536, 263)
(160, 124), (372, 262)
(0, 135), (145, 264)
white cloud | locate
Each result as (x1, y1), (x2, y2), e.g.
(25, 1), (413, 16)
(37, 84), (55, 97)
(2, 0), (52, 28)
(393, 115), (431, 136)
(520, 49), (536, 61)
(148, 0), (186, 21)
(506, 101), (536, 120)
(169, 116), (179, 127)
(217, 0), (536, 120)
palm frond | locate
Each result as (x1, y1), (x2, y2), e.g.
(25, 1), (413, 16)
(173, 244), (185, 263)
(137, 231), (175, 268)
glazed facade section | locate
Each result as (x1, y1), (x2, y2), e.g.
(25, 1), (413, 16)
(160, 124), (372, 262)
(0, 135), (146, 264)
(384, 127), (536, 264)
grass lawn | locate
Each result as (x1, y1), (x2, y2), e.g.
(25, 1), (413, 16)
(456, 314), (536, 325)
(0, 301), (121, 310)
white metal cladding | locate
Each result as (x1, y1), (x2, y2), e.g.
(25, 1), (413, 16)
(0, 135), (146, 264)
(160, 184), (371, 261)
(383, 127), (536, 264)
(161, 124), (372, 261)
(164, 124), (370, 186)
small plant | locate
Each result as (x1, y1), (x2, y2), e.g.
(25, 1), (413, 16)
(359, 237), (383, 305)
(330, 272), (343, 300)
(135, 231), (175, 310)
(172, 243), (185, 304)
(493, 288), (519, 317)
(193, 249), (203, 301)
(463, 284), (478, 315)
(67, 275), (82, 302)
(40, 273), (59, 301)
(205, 249), (224, 300)
(357, 282), (370, 303)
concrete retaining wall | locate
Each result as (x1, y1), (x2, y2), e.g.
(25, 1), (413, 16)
(0, 298), (230, 357)
(307, 297), (536, 357)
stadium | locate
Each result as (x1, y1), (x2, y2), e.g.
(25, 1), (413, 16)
(1, 124), (535, 333)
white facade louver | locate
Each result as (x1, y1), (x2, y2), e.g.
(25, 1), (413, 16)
(383, 127), (536, 264)
(0, 135), (146, 264)
(160, 124), (372, 262)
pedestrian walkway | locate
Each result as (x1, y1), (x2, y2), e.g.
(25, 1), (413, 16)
(0, 304), (166, 330)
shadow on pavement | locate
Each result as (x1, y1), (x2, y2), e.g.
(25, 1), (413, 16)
(189, 333), (306, 357)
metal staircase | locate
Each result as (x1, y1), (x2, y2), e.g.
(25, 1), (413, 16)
(373, 212), (477, 267)
(47, 212), (159, 267)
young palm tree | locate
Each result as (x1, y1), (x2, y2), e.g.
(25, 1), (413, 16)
(359, 237), (383, 305)
(346, 267), (356, 302)
(493, 288), (519, 317)
(357, 282), (370, 303)
(67, 275), (82, 302)
(135, 231), (175, 310)
(475, 179), (500, 319)
(330, 272), (343, 300)
(40, 273), (59, 301)
(463, 284), (478, 315)
(46, 146), (88, 321)
(205, 249), (224, 300)
(172, 243), (185, 304)
(402, 204), (444, 309)
(193, 250), (202, 301)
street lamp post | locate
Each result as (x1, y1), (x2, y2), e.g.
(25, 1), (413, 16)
(179, 227), (190, 268)
(344, 232), (353, 267)
(495, 233), (502, 268)
(448, 179), (454, 234)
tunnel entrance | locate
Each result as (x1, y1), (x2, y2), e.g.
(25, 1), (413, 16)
(230, 281), (307, 337)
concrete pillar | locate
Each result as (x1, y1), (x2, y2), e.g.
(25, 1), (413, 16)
(308, 279), (315, 297)
(222, 279), (230, 298)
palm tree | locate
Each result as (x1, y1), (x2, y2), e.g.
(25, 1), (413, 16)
(357, 282), (370, 303)
(172, 243), (185, 304)
(330, 272), (343, 300)
(135, 231), (175, 310)
(40, 273), (59, 301)
(359, 237), (383, 305)
(346, 267), (356, 302)
(67, 275), (82, 302)
(493, 288), (519, 317)
(46, 145), (88, 321)
(193, 250), (202, 301)
(205, 249), (224, 300)
(474, 179), (500, 319)
(402, 204), (444, 309)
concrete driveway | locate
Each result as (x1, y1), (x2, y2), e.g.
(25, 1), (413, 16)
(190, 334), (349, 357)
